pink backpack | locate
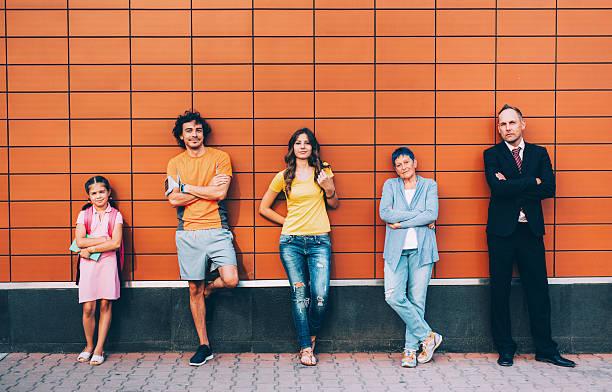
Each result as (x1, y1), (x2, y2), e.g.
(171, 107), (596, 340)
(76, 205), (125, 284)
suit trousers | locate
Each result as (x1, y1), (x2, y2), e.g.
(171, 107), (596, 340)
(487, 223), (558, 356)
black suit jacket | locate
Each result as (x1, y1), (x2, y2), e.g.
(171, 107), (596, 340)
(484, 142), (555, 237)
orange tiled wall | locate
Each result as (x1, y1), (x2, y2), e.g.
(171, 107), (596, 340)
(1, 0), (611, 282)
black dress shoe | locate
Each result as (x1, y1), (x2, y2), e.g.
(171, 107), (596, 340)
(535, 354), (576, 368)
(497, 353), (514, 367)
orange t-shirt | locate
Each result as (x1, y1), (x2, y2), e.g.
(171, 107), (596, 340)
(166, 148), (232, 231)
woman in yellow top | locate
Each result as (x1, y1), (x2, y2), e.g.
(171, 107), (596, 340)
(259, 128), (339, 366)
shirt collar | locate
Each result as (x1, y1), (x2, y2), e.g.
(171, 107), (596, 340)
(93, 204), (112, 215)
(505, 138), (525, 152)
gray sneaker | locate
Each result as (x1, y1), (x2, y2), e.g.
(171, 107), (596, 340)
(417, 332), (442, 364)
(401, 349), (417, 368)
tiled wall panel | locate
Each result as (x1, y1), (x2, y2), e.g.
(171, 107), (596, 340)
(1, 2), (610, 282)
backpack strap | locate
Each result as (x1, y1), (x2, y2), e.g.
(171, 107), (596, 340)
(107, 208), (117, 238)
(84, 205), (94, 235)
(107, 207), (125, 273)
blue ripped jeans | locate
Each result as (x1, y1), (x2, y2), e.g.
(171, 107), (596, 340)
(279, 234), (332, 350)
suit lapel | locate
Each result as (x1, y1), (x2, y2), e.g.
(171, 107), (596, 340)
(521, 142), (535, 175)
(497, 142), (521, 176)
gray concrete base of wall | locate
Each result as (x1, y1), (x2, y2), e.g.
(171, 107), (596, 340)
(1, 284), (610, 353)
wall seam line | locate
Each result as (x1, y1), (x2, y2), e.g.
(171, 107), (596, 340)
(373, 0), (377, 279)
(251, 0), (255, 279)
(190, 0), (194, 111)
(129, 0), (135, 280)
(553, 0), (558, 276)
(66, 0), (73, 281)
(4, 1), (10, 281)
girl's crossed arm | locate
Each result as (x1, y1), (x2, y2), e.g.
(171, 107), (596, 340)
(78, 222), (123, 259)
(75, 224), (107, 249)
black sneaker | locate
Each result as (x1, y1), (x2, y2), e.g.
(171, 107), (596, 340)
(189, 344), (213, 366)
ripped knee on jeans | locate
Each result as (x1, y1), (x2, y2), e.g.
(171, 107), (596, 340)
(384, 288), (394, 300)
(316, 296), (325, 307)
(385, 287), (406, 305)
(292, 282), (310, 308)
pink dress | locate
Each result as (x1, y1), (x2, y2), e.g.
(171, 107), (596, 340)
(76, 206), (123, 303)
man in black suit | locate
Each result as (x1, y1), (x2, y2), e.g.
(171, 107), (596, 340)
(484, 104), (575, 368)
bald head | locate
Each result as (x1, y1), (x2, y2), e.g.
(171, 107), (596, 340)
(498, 103), (523, 121)
(498, 104), (526, 147)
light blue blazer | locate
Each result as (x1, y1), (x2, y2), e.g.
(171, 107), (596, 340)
(379, 175), (440, 272)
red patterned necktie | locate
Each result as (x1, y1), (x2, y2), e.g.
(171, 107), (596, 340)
(512, 147), (522, 172)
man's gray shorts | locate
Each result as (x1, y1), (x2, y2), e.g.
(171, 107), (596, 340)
(175, 228), (237, 281)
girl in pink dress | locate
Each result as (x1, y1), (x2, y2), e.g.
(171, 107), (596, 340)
(74, 176), (123, 366)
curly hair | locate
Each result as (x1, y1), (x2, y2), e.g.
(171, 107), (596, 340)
(172, 110), (211, 148)
(283, 128), (324, 196)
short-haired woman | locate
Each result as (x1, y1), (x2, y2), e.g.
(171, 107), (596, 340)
(379, 147), (442, 368)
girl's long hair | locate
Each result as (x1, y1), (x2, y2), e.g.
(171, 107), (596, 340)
(81, 175), (116, 210)
(283, 128), (323, 196)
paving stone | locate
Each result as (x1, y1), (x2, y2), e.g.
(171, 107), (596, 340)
(0, 352), (610, 391)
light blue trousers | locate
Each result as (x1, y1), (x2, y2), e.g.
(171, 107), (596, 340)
(384, 249), (433, 351)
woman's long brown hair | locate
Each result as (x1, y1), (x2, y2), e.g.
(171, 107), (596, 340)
(283, 128), (323, 196)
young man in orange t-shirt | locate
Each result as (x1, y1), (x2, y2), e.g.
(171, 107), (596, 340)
(165, 110), (239, 366)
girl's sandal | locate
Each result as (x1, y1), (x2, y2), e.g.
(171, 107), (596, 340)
(299, 347), (317, 366)
(90, 353), (105, 366)
(76, 351), (92, 363)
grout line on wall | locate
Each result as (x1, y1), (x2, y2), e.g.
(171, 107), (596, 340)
(11, 33), (612, 39)
(7, 221), (611, 230)
(251, 0), (256, 279)
(6, 115), (611, 120)
(4, 2), (11, 280)
(553, 0), (559, 276)
(66, 0), (74, 280)
(9, 88), (612, 94)
(7, 61), (612, 66)
(4, 7), (611, 11)
(494, 0), (498, 146)
(2, 249), (600, 258)
(190, 0), (194, 111)
(432, 0), (438, 278)
(129, 0), (135, 280)
(373, 1), (377, 279)
(309, 4), (316, 145)
(5, 141), (612, 148)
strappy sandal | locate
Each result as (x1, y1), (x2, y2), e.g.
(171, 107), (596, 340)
(76, 351), (92, 363)
(299, 347), (317, 366)
(90, 353), (105, 366)
(311, 336), (317, 352)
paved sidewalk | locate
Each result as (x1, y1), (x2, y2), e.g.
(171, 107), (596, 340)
(0, 352), (610, 391)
